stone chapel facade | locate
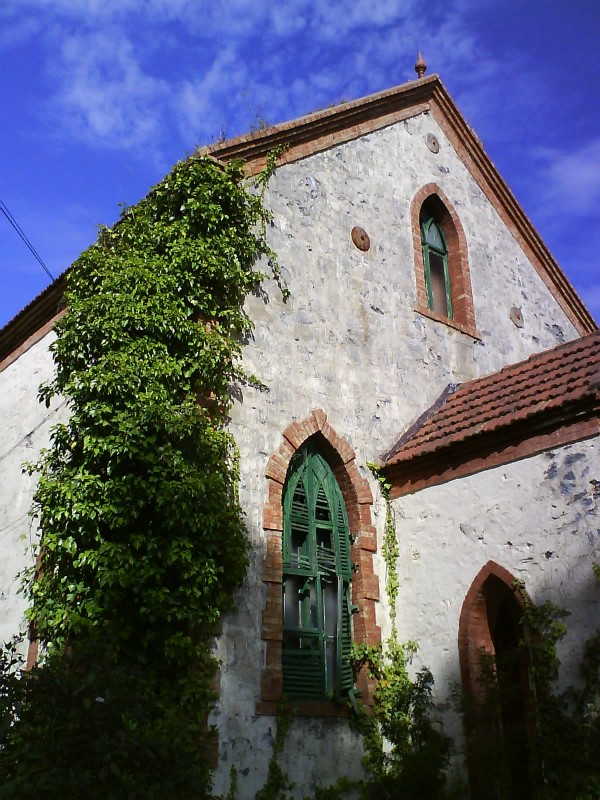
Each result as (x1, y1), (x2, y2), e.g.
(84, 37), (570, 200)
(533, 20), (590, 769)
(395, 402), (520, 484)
(0, 71), (598, 798)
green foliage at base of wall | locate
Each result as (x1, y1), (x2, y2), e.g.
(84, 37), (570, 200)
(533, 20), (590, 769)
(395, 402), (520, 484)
(255, 703), (294, 800)
(354, 466), (457, 799)
(352, 641), (459, 800)
(462, 571), (600, 800)
(0, 154), (281, 798)
(517, 579), (600, 798)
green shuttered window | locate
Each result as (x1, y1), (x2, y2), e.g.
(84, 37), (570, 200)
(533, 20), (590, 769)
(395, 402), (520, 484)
(282, 448), (354, 701)
(421, 214), (452, 319)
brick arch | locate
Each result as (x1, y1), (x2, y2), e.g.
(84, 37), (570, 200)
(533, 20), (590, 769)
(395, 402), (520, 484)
(458, 561), (526, 698)
(258, 409), (380, 715)
(411, 182), (477, 335)
(458, 561), (532, 799)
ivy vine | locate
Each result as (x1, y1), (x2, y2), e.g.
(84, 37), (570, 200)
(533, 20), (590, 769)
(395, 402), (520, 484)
(355, 466), (456, 799)
(0, 153), (282, 797)
(367, 466), (398, 637)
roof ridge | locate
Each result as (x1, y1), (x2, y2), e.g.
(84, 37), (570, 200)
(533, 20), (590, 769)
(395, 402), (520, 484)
(203, 75), (439, 158)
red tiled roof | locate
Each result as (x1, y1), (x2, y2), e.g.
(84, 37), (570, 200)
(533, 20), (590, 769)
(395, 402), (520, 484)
(383, 331), (600, 467)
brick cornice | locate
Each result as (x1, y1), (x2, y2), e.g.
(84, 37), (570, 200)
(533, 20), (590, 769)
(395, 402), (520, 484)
(0, 275), (66, 366)
(202, 76), (437, 175)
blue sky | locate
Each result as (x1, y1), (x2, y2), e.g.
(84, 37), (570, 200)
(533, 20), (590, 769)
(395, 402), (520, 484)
(1, 0), (599, 328)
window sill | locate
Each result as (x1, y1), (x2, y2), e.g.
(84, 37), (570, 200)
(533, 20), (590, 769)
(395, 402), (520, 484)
(414, 305), (481, 340)
(256, 700), (351, 718)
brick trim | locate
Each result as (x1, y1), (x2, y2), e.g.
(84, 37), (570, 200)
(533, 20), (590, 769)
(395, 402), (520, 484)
(203, 78), (438, 176)
(256, 700), (351, 718)
(411, 183), (478, 335)
(414, 305), (481, 340)
(259, 409), (381, 713)
(458, 561), (526, 694)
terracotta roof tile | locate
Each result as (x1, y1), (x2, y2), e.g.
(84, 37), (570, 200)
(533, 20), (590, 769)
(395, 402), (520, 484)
(384, 331), (600, 466)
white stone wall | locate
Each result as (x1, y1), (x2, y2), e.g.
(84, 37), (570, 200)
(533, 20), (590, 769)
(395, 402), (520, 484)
(0, 332), (67, 657)
(392, 438), (600, 749)
(0, 108), (588, 798)
(212, 112), (581, 796)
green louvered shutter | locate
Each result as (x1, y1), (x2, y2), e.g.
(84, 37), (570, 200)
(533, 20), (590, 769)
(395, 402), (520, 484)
(282, 448), (355, 701)
(337, 580), (354, 698)
(334, 492), (351, 579)
(282, 631), (325, 700)
(286, 472), (311, 570)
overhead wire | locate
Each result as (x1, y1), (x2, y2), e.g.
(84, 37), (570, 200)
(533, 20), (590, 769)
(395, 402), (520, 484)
(0, 399), (68, 466)
(0, 200), (54, 281)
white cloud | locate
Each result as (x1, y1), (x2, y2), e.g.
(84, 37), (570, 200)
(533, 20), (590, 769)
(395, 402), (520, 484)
(174, 47), (248, 144)
(1, 0), (541, 162)
(0, 15), (41, 49)
(51, 29), (168, 152)
(534, 139), (600, 217)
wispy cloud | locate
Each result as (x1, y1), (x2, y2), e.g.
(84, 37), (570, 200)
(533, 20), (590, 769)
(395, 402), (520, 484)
(0, 14), (41, 49)
(523, 138), (600, 323)
(534, 138), (600, 218)
(174, 47), (249, 146)
(1, 0), (511, 158)
(53, 30), (169, 152)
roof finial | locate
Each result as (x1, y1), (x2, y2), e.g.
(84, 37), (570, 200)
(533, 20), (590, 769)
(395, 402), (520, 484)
(415, 51), (427, 79)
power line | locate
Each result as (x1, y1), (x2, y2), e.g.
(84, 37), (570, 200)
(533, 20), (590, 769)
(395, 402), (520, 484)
(0, 200), (54, 282)
(0, 399), (67, 466)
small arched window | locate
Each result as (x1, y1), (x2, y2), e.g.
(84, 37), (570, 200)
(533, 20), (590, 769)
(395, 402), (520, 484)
(282, 447), (354, 701)
(411, 185), (477, 335)
(421, 212), (452, 319)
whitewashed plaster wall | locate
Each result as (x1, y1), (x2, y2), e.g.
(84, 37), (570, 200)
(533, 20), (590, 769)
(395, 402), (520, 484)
(212, 110), (582, 797)
(392, 437), (600, 750)
(0, 332), (66, 657)
(0, 109), (587, 798)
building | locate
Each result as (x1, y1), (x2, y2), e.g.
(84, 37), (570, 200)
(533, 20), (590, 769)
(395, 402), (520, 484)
(0, 62), (598, 798)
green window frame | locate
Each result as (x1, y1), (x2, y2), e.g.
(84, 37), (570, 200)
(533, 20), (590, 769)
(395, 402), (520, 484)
(421, 215), (453, 319)
(282, 448), (356, 702)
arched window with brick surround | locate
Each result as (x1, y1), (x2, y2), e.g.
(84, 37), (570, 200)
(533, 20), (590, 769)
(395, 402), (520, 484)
(411, 183), (477, 336)
(258, 409), (381, 717)
(282, 446), (354, 702)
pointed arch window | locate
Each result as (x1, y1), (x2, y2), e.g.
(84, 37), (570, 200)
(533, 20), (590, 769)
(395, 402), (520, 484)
(282, 447), (355, 702)
(421, 213), (452, 319)
(411, 185), (478, 335)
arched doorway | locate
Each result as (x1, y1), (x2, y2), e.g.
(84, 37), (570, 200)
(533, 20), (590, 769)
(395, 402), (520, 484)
(458, 562), (534, 799)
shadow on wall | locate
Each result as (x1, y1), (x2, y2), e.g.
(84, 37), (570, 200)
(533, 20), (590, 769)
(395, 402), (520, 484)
(432, 558), (600, 800)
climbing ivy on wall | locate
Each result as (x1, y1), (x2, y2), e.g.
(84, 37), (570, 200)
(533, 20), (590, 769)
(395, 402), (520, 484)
(508, 577), (600, 798)
(0, 154), (281, 798)
(367, 466), (398, 636)
(354, 467), (456, 800)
